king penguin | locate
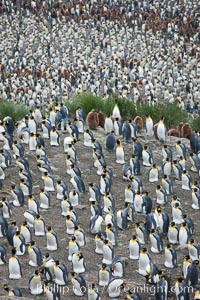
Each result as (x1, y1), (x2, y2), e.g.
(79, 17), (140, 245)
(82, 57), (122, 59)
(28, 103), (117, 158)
(148, 163), (159, 182)
(164, 244), (178, 268)
(129, 235), (140, 260)
(29, 270), (43, 295)
(149, 229), (164, 253)
(8, 248), (22, 279)
(54, 260), (68, 286)
(46, 226), (59, 251)
(0, 244), (6, 265)
(106, 131), (116, 152)
(145, 115), (154, 137)
(156, 116), (166, 143)
(88, 283), (100, 300)
(28, 241), (42, 267)
(71, 272), (87, 297)
(3, 284), (22, 297)
(71, 251), (86, 274)
(116, 139), (125, 164)
(138, 247), (152, 276)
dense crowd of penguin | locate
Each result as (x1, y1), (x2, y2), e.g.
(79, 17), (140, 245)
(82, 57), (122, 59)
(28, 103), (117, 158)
(0, 102), (200, 299)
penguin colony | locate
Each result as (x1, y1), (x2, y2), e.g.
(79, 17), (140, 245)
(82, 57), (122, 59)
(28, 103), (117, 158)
(0, 103), (200, 300)
(0, 1), (200, 113)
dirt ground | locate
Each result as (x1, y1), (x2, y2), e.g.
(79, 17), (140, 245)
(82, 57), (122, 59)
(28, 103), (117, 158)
(0, 127), (199, 300)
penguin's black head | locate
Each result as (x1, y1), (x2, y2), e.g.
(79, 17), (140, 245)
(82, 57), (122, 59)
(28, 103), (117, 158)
(142, 247), (147, 252)
(104, 239), (109, 245)
(166, 244), (171, 249)
(194, 260), (199, 266)
(45, 253), (49, 258)
(185, 255), (190, 260)
(102, 263), (106, 269)
(30, 241), (35, 246)
(15, 230), (20, 235)
(2, 197), (6, 202)
(57, 180), (61, 184)
(182, 170), (187, 174)
(190, 238), (194, 244)
(170, 222), (175, 226)
(132, 235), (136, 240)
(55, 260), (59, 266)
(71, 272), (76, 277)
(150, 229), (155, 234)
(71, 236), (76, 241)
(47, 226), (51, 231)
(182, 222), (187, 227)
(11, 248), (16, 256)
(35, 270), (39, 275)
(157, 185), (161, 189)
(107, 223), (112, 229)
(177, 140), (181, 145)
(163, 175), (167, 179)
(66, 215), (70, 220)
(11, 221), (16, 226)
(3, 284), (9, 291)
(178, 277), (184, 283)
(40, 188), (44, 192)
(144, 145), (148, 150)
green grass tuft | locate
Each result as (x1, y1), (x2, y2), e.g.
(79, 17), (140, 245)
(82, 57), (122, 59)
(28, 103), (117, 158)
(0, 101), (28, 122)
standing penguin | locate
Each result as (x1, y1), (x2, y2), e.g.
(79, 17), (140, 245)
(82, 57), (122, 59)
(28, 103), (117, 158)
(83, 129), (94, 147)
(186, 259), (199, 288)
(88, 183), (101, 204)
(188, 239), (200, 261)
(162, 145), (173, 161)
(56, 180), (68, 200)
(145, 115), (154, 137)
(138, 247), (152, 276)
(132, 138), (143, 161)
(13, 230), (26, 256)
(129, 235), (140, 260)
(54, 260), (68, 286)
(42, 172), (55, 192)
(156, 185), (168, 205)
(102, 239), (114, 265)
(155, 206), (169, 234)
(68, 236), (80, 262)
(149, 229), (163, 254)
(11, 185), (24, 207)
(162, 158), (172, 177)
(105, 223), (118, 246)
(142, 145), (153, 167)
(29, 270), (43, 295)
(104, 115), (114, 134)
(164, 244), (178, 268)
(71, 272), (87, 297)
(134, 192), (144, 213)
(155, 276), (168, 300)
(148, 163), (159, 183)
(0, 197), (12, 219)
(172, 160), (183, 181)
(50, 126), (60, 146)
(88, 283), (100, 300)
(181, 170), (192, 190)
(0, 244), (6, 265)
(74, 225), (86, 247)
(156, 117), (166, 143)
(44, 282), (60, 300)
(111, 256), (124, 278)
(122, 121), (132, 143)
(71, 251), (86, 274)
(135, 222), (149, 245)
(178, 222), (190, 245)
(106, 131), (116, 152)
(130, 154), (141, 175)
(175, 278), (190, 300)
(113, 118), (123, 136)
(34, 214), (46, 236)
(8, 248), (22, 280)
(39, 188), (51, 209)
(168, 222), (179, 245)
(162, 175), (173, 195)
(115, 139), (125, 164)
(28, 241), (42, 267)
(98, 263), (111, 286)
(46, 226), (59, 251)
(176, 140), (187, 160)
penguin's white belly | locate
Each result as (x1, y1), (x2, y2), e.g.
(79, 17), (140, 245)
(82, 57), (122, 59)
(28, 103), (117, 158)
(9, 259), (21, 279)
(40, 195), (49, 209)
(104, 121), (113, 134)
(157, 216), (164, 232)
(44, 178), (55, 192)
(149, 170), (158, 182)
(179, 229), (188, 245)
(13, 237), (25, 255)
(56, 186), (64, 199)
(50, 133), (59, 146)
(188, 246), (198, 260)
(21, 228), (31, 243)
(84, 135), (92, 147)
(99, 271), (109, 286)
(100, 179), (106, 195)
(182, 175), (190, 190)
(136, 228), (145, 244)
(75, 232), (84, 247)
(24, 211), (35, 227)
(106, 230), (116, 245)
(146, 120), (153, 136)
(0, 168), (5, 180)
(28, 201), (38, 213)
(129, 241), (140, 260)
(66, 221), (75, 235)
(91, 216), (103, 234)
(30, 278), (43, 294)
(192, 194), (199, 210)
(163, 164), (171, 176)
(114, 123), (120, 135)
(138, 255), (149, 275)
(72, 257), (85, 273)
(47, 234), (57, 251)
(103, 246), (113, 264)
(125, 190), (134, 203)
(172, 209), (182, 224)
(22, 131), (29, 144)
(29, 250), (38, 266)
(68, 244), (79, 261)
(164, 251), (173, 268)
(157, 124), (166, 141)
(156, 191), (165, 205)
(61, 201), (70, 216)
(116, 147), (125, 164)
(29, 138), (36, 151)
(70, 194), (78, 206)
(134, 198), (143, 213)
(54, 267), (65, 285)
(34, 221), (45, 236)
(21, 185), (29, 196)
(112, 263), (123, 277)
(143, 152), (151, 166)
(42, 126), (49, 139)
(95, 239), (103, 254)
(168, 229), (178, 244)
(150, 236), (159, 253)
